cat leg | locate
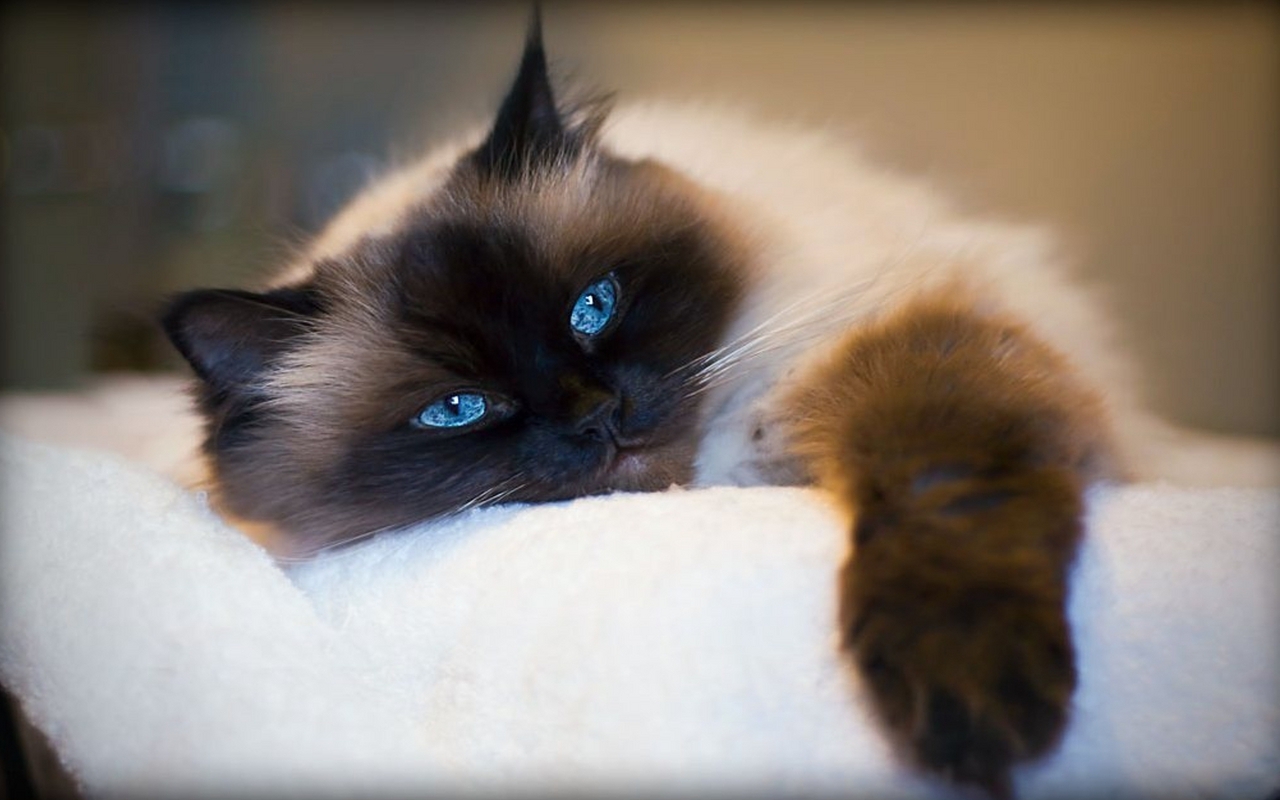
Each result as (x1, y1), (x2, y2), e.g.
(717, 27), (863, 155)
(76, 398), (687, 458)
(787, 292), (1116, 798)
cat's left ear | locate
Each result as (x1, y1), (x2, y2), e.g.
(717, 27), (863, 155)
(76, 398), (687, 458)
(472, 8), (581, 181)
(160, 287), (320, 398)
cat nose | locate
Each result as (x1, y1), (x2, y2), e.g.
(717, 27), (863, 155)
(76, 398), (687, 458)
(572, 389), (621, 443)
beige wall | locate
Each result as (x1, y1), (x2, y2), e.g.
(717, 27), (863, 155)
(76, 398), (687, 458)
(546, 3), (1278, 436)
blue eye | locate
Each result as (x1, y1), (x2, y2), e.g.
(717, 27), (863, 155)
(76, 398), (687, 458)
(414, 392), (487, 429)
(569, 276), (619, 337)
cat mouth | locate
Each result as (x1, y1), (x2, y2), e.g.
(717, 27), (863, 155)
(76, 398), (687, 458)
(594, 440), (693, 492)
(607, 447), (651, 478)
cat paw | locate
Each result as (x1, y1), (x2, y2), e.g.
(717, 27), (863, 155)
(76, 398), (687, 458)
(843, 568), (1076, 799)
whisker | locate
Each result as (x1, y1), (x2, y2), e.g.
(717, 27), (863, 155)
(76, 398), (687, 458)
(671, 228), (947, 403)
(453, 477), (528, 514)
(666, 282), (845, 380)
(677, 278), (876, 387)
(681, 326), (839, 400)
(274, 477), (530, 564)
(273, 519), (410, 564)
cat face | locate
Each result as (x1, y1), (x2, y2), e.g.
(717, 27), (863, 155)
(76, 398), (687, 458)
(162, 19), (747, 552)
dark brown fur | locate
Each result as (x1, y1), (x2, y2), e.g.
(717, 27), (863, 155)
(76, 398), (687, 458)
(788, 293), (1113, 796)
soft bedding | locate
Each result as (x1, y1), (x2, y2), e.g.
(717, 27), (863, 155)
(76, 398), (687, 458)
(0, 377), (1277, 799)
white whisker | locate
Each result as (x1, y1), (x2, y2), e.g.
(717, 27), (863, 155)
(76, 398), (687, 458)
(273, 519), (410, 564)
(670, 229), (944, 404)
(674, 278), (875, 392)
(273, 476), (530, 564)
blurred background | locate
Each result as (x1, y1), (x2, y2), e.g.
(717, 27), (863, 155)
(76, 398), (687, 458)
(2, 2), (1277, 435)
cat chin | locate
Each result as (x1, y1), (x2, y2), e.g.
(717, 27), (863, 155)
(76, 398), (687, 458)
(597, 450), (677, 493)
(611, 449), (653, 478)
(599, 440), (696, 493)
(532, 440), (695, 501)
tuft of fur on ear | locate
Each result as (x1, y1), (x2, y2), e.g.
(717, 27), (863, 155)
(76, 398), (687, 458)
(472, 7), (608, 181)
(161, 287), (320, 397)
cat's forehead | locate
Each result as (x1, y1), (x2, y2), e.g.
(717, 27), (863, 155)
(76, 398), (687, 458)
(316, 154), (714, 310)
(288, 156), (699, 361)
(429, 154), (706, 276)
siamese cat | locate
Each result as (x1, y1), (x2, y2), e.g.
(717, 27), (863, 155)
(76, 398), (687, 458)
(162, 13), (1153, 799)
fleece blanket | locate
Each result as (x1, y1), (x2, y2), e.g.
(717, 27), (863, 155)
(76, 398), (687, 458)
(1, 380), (1278, 799)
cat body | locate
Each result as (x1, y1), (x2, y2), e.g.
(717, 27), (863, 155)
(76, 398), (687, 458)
(164, 17), (1162, 799)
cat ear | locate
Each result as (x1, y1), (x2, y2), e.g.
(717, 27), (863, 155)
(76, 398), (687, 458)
(161, 287), (318, 395)
(472, 7), (573, 180)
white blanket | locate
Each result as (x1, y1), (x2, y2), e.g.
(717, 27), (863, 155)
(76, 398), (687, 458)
(1, 380), (1278, 799)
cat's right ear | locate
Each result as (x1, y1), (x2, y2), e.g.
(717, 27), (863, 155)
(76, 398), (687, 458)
(472, 6), (572, 181)
(161, 287), (318, 395)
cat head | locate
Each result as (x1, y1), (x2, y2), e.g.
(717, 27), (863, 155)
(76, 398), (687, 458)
(161, 15), (749, 555)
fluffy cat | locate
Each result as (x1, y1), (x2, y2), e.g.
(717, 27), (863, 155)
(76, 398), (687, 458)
(162, 13), (1158, 799)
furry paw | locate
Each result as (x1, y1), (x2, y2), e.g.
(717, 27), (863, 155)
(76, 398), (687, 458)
(842, 552), (1077, 799)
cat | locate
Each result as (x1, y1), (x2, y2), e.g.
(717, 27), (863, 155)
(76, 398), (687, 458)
(162, 12), (1150, 799)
